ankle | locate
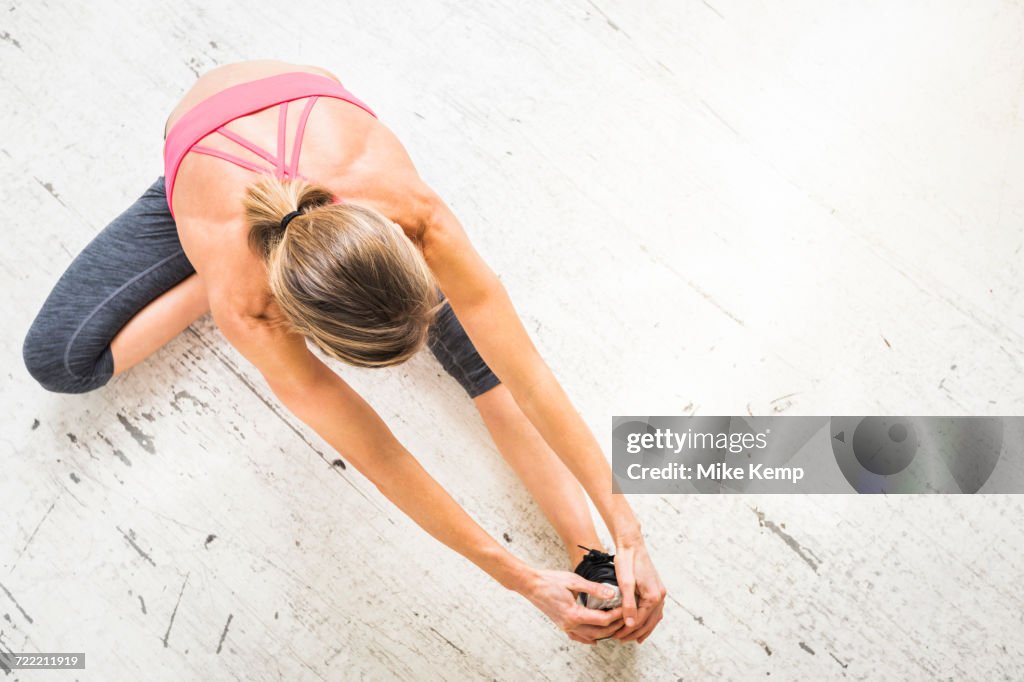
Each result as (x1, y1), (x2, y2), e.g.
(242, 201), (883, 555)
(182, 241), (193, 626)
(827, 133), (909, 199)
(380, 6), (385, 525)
(568, 541), (606, 568)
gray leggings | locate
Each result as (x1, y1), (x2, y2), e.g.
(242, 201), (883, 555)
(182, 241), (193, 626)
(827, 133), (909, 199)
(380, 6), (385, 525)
(22, 177), (501, 398)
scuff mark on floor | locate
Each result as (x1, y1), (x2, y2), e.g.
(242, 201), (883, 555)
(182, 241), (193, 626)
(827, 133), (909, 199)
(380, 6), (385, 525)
(0, 30), (22, 48)
(171, 389), (210, 412)
(0, 636), (12, 675)
(770, 392), (800, 414)
(668, 593), (712, 632)
(162, 573), (190, 649)
(799, 641), (815, 655)
(11, 499), (57, 573)
(138, 595), (147, 615)
(585, 0), (628, 36)
(701, 99), (742, 138)
(829, 651), (849, 668)
(752, 507), (821, 572)
(0, 582), (34, 624)
(428, 626), (465, 655)
(99, 433), (131, 467)
(216, 613), (233, 654)
(116, 526), (157, 567)
(117, 413), (156, 454)
(65, 432), (98, 460)
(702, 0), (725, 20)
(33, 177), (65, 207)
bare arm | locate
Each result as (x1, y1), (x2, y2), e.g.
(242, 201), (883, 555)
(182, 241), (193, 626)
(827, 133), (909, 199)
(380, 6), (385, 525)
(419, 197), (641, 543)
(419, 194), (667, 635)
(210, 303), (528, 586)
(206, 297), (620, 632)
(181, 223), (535, 587)
(180, 200), (625, 632)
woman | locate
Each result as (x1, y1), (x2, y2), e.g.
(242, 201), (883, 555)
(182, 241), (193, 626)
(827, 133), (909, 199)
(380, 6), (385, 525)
(22, 60), (666, 644)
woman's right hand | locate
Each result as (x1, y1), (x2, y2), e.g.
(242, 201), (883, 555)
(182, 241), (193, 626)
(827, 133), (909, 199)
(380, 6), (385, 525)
(518, 568), (626, 644)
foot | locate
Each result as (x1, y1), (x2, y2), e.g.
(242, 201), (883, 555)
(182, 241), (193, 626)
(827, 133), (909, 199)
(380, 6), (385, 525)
(572, 545), (623, 611)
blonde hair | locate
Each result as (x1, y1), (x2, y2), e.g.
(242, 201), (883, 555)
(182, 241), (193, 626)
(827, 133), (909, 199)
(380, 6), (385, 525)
(244, 177), (443, 367)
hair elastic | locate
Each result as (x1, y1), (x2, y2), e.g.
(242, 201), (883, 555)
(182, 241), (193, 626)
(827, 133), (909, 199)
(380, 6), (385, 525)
(280, 210), (302, 231)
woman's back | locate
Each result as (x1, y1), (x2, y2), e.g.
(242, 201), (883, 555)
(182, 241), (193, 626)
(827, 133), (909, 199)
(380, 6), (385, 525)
(167, 60), (422, 221)
(165, 60), (338, 128)
(165, 60), (434, 321)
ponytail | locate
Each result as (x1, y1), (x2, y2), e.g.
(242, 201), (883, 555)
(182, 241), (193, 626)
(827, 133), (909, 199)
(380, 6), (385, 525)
(243, 176), (334, 260)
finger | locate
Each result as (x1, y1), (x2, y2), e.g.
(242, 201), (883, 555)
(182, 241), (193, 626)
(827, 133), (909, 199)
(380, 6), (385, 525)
(614, 582), (662, 639)
(612, 602), (654, 640)
(567, 631), (596, 646)
(640, 578), (668, 607)
(612, 596), (652, 637)
(570, 611), (624, 643)
(577, 620), (628, 641)
(616, 558), (638, 627)
(567, 574), (618, 600)
(635, 612), (664, 644)
(573, 605), (623, 627)
(622, 602), (664, 643)
(627, 610), (662, 643)
(636, 621), (661, 644)
(587, 606), (623, 624)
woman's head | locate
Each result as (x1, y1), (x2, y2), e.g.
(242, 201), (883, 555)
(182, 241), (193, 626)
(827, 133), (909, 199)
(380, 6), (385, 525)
(244, 177), (442, 367)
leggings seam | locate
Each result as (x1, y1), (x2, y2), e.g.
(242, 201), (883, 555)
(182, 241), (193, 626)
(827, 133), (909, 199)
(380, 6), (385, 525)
(62, 252), (183, 380)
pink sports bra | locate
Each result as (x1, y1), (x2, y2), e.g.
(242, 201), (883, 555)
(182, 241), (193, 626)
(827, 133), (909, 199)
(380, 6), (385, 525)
(162, 72), (377, 217)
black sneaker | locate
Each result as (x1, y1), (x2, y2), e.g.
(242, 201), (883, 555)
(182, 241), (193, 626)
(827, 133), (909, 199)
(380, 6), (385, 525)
(573, 545), (623, 610)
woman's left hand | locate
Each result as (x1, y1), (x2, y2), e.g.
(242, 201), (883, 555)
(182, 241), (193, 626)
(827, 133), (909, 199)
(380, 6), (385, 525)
(611, 533), (667, 643)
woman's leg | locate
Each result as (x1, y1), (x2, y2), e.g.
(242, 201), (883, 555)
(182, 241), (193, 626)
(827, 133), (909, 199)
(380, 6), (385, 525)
(110, 272), (208, 375)
(427, 301), (604, 567)
(22, 177), (197, 393)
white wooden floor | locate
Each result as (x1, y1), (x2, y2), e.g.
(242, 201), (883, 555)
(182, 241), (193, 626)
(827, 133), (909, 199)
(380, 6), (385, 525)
(3, 1), (1024, 679)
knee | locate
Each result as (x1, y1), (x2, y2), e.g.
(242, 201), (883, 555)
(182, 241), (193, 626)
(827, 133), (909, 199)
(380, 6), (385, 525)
(22, 317), (112, 394)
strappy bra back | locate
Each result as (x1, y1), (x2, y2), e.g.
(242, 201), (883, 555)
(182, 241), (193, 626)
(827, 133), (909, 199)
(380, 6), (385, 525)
(163, 72), (377, 218)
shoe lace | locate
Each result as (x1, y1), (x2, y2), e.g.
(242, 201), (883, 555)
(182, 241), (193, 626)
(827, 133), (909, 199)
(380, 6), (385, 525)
(574, 545), (618, 584)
